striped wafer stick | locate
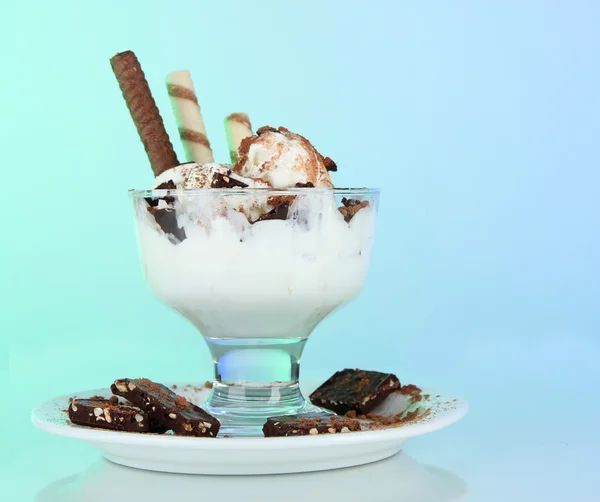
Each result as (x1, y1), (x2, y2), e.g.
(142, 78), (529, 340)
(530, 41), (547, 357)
(166, 70), (214, 164)
(225, 113), (253, 163)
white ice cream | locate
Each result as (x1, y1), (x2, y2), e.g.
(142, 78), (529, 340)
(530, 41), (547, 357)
(135, 194), (376, 339)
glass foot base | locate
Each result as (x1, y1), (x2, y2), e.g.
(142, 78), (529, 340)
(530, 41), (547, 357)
(204, 381), (330, 437)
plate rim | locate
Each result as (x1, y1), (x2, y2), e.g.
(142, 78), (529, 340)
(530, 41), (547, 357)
(31, 383), (468, 449)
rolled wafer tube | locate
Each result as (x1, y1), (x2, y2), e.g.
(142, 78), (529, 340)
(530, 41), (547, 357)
(110, 51), (179, 177)
(225, 113), (253, 163)
(166, 70), (214, 164)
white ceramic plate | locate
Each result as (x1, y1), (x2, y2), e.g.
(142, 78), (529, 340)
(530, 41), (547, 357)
(32, 382), (468, 475)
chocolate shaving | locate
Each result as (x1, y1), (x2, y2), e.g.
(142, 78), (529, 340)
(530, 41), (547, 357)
(253, 201), (290, 223)
(256, 125), (278, 135)
(295, 182), (315, 188)
(153, 208), (186, 241)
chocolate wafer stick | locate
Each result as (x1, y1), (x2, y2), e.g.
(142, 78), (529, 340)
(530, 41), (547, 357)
(110, 50), (179, 176)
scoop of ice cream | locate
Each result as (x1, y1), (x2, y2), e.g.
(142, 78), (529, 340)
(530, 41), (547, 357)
(153, 162), (259, 189)
(234, 126), (334, 188)
(151, 162), (274, 222)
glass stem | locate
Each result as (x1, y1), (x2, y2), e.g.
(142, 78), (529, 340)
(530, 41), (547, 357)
(203, 337), (309, 434)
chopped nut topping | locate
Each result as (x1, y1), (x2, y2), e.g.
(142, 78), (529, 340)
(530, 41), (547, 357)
(115, 381), (128, 393)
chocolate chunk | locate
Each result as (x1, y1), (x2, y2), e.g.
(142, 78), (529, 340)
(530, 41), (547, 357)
(295, 182), (315, 188)
(323, 157), (337, 172)
(263, 413), (361, 437)
(256, 125), (278, 135)
(338, 198), (369, 223)
(153, 208), (186, 241)
(145, 180), (177, 207)
(68, 397), (166, 433)
(111, 378), (220, 437)
(155, 180), (177, 191)
(309, 369), (400, 415)
(211, 171), (249, 188)
(253, 201), (290, 223)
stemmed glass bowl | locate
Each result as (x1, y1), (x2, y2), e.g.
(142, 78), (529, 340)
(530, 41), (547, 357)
(131, 187), (379, 436)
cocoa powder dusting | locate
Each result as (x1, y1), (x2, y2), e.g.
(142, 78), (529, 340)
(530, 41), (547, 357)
(399, 384), (422, 396)
(175, 395), (189, 410)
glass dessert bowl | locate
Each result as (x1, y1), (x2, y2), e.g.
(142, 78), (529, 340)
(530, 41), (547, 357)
(131, 187), (379, 435)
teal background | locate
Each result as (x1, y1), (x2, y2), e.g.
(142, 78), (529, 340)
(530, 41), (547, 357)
(1, 1), (599, 500)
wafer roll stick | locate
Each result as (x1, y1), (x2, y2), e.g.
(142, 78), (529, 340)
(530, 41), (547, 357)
(110, 51), (179, 177)
(166, 70), (214, 164)
(225, 113), (253, 163)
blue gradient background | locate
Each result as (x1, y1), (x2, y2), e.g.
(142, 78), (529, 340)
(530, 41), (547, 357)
(1, 1), (599, 500)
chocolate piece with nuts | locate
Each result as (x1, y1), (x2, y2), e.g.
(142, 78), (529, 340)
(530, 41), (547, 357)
(67, 397), (166, 433)
(211, 171), (249, 189)
(262, 413), (361, 437)
(309, 369), (400, 415)
(111, 378), (220, 437)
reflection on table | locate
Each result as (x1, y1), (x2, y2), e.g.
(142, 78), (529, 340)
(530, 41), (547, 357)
(37, 451), (467, 502)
